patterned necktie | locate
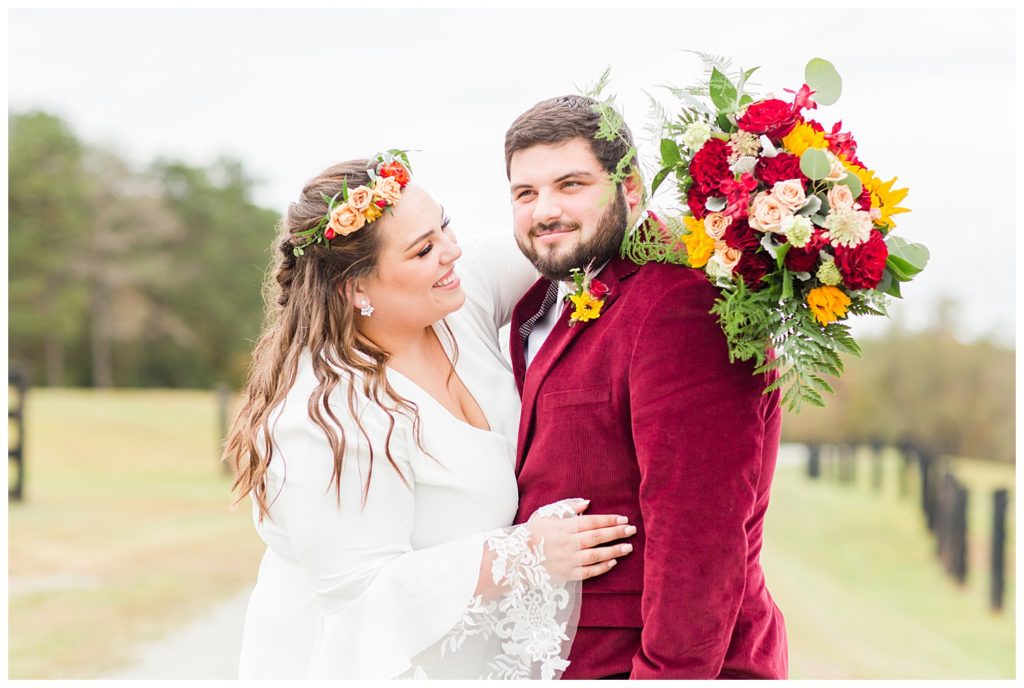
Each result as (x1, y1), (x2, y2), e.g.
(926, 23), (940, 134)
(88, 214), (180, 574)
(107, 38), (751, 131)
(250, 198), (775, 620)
(518, 280), (560, 348)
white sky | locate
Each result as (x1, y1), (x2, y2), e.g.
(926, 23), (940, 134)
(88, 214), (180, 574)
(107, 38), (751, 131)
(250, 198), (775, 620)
(7, 7), (1017, 345)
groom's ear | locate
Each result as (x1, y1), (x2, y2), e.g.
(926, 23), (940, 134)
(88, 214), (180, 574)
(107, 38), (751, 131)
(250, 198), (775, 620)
(622, 169), (644, 218)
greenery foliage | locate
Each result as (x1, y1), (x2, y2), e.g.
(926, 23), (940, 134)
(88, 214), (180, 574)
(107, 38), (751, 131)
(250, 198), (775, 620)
(9, 110), (279, 388)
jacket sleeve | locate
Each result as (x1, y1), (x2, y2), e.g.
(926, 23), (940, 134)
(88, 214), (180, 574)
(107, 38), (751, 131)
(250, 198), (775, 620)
(627, 275), (770, 679)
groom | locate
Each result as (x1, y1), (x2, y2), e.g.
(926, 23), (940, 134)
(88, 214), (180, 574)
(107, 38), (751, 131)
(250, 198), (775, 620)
(505, 96), (788, 679)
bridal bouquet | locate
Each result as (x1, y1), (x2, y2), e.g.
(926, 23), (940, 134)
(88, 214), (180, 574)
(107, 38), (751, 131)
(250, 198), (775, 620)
(624, 56), (928, 411)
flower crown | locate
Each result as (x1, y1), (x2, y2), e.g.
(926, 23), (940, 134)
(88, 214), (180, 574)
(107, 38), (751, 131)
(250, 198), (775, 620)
(292, 150), (413, 257)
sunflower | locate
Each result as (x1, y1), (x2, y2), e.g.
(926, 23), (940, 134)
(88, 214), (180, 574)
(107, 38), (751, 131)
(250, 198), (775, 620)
(842, 161), (910, 230)
(781, 122), (829, 157)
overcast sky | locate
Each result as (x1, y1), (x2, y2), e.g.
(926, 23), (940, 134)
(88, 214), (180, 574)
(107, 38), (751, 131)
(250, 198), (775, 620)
(8, 7), (1017, 345)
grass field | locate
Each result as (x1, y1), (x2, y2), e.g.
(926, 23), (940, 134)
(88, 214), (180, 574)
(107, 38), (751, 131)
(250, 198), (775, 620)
(7, 389), (1016, 679)
(762, 447), (1015, 679)
(8, 388), (265, 679)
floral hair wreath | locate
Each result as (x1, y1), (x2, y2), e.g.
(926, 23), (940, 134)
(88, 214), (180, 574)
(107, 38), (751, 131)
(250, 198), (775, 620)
(291, 149), (413, 257)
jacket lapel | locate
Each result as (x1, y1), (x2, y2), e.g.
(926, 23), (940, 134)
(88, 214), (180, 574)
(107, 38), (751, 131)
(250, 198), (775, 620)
(515, 255), (641, 473)
(509, 277), (553, 396)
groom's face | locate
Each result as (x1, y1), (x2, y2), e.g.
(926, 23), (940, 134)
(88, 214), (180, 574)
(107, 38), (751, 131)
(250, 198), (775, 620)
(509, 137), (627, 281)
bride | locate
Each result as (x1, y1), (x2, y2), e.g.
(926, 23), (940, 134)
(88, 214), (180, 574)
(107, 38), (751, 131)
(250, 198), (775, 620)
(224, 153), (635, 679)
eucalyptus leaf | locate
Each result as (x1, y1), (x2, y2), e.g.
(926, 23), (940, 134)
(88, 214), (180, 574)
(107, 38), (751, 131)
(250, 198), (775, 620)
(794, 271), (811, 281)
(760, 233), (779, 259)
(876, 270), (893, 295)
(810, 213), (828, 225)
(838, 173), (863, 199)
(805, 58), (842, 106)
(800, 148), (831, 180)
(886, 254), (923, 281)
(797, 196), (822, 216)
(705, 196), (727, 212)
(660, 138), (681, 166)
(886, 235), (930, 270)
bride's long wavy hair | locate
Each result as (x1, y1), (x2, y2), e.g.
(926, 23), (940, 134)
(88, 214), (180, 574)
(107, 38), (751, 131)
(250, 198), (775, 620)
(224, 160), (444, 522)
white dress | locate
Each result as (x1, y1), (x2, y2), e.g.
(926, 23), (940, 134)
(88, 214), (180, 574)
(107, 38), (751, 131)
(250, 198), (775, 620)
(237, 234), (579, 679)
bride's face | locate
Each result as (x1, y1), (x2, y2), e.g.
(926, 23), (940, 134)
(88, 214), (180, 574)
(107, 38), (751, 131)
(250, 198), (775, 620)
(356, 184), (465, 329)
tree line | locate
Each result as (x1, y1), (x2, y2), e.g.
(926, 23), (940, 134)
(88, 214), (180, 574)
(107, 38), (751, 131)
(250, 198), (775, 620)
(9, 110), (279, 388)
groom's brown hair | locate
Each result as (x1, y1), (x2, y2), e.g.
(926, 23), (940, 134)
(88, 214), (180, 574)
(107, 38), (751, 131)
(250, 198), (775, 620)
(503, 95), (636, 179)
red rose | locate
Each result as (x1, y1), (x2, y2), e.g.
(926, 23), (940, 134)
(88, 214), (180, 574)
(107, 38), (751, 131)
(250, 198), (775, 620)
(687, 183), (712, 219)
(378, 161), (410, 187)
(734, 250), (773, 291)
(588, 278), (609, 299)
(324, 227), (336, 240)
(834, 230), (888, 290)
(689, 138), (731, 193)
(755, 153), (806, 188)
(737, 99), (798, 140)
(784, 229), (827, 273)
(723, 219), (760, 251)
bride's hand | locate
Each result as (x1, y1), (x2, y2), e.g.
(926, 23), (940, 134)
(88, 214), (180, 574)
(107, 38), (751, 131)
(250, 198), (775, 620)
(526, 498), (635, 583)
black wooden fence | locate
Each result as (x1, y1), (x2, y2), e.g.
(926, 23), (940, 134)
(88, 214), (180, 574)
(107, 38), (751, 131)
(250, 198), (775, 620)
(805, 441), (1011, 612)
(9, 368), (27, 501)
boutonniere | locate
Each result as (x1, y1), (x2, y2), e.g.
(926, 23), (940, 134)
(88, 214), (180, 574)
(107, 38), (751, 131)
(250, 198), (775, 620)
(566, 261), (610, 327)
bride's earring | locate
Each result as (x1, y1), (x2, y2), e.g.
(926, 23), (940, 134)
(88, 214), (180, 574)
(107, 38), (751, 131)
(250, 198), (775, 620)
(359, 300), (375, 317)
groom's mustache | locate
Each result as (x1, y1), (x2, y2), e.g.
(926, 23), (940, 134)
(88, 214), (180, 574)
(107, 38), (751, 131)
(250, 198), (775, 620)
(531, 221), (581, 237)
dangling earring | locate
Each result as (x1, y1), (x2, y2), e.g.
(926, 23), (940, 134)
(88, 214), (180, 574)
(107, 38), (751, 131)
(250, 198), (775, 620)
(359, 300), (375, 317)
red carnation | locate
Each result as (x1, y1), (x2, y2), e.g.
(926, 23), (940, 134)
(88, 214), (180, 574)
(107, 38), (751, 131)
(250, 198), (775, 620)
(689, 138), (731, 193)
(834, 230), (888, 290)
(737, 99), (799, 140)
(378, 160), (410, 187)
(755, 153), (806, 188)
(687, 183), (712, 219)
(734, 250), (773, 291)
(784, 229), (827, 273)
(723, 219), (760, 252)
(589, 278), (609, 299)
(856, 183), (872, 211)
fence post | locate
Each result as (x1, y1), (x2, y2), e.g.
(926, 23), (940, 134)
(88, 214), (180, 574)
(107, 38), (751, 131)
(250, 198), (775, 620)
(8, 368), (27, 501)
(871, 440), (883, 491)
(951, 481), (969, 584)
(807, 443), (821, 479)
(217, 383), (231, 474)
(991, 488), (1008, 611)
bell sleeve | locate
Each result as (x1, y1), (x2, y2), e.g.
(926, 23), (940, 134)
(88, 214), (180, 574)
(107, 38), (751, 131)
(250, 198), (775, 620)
(265, 395), (580, 679)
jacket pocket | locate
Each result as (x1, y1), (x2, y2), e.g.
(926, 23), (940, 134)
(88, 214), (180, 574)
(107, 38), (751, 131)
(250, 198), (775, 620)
(539, 384), (611, 410)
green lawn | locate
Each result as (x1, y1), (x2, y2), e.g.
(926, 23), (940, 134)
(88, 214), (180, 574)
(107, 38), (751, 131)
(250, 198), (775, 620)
(7, 390), (1016, 679)
(8, 388), (265, 679)
(762, 448), (1015, 678)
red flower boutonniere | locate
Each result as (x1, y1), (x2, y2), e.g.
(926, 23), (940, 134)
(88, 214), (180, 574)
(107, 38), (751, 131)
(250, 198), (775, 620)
(566, 261), (608, 326)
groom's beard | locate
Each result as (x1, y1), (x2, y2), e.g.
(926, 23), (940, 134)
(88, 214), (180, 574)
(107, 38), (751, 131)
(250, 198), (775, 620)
(517, 189), (628, 282)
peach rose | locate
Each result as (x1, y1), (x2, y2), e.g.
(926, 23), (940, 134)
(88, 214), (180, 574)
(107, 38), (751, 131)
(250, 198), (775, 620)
(827, 184), (855, 212)
(713, 240), (742, 271)
(347, 185), (374, 211)
(328, 201), (366, 237)
(373, 176), (402, 206)
(771, 179), (807, 212)
(825, 152), (847, 182)
(748, 191), (791, 234)
(703, 212), (731, 240)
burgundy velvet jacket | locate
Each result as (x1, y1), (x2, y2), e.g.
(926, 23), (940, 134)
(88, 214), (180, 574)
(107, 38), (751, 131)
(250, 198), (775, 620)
(511, 255), (787, 680)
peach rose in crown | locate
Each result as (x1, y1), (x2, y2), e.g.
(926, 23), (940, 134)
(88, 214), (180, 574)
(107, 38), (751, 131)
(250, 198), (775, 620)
(704, 212), (731, 240)
(827, 184), (856, 212)
(347, 186), (374, 212)
(329, 202), (366, 237)
(771, 179), (807, 213)
(373, 176), (403, 206)
(748, 191), (791, 234)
